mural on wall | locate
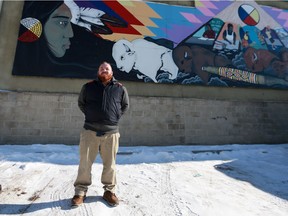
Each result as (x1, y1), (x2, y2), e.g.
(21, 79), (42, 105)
(12, 0), (288, 89)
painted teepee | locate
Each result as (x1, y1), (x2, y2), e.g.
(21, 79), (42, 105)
(214, 0), (282, 30)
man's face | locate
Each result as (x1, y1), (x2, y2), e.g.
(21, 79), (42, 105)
(98, 62), (113, 83)
(44, 3), (73, 58)
(228, 25), (233, 34)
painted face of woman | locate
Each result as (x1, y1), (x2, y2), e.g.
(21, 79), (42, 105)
(44, 3), (74, 58)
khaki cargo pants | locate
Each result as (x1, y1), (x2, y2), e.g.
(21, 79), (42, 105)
(74, 129), (120, 196)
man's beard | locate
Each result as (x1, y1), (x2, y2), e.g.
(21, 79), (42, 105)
(98, 73), (113, 83)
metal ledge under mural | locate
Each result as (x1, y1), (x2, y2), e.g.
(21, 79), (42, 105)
(12, 0), (288, 89)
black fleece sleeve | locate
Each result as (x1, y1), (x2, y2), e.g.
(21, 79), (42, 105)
(78, 85), (86, 114)
(121, 86), (129, 115)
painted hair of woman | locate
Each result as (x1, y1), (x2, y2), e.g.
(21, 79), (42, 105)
(12, 0), (116, 78)
(18, 0), (66, 54)
(12, 1), (73, 76)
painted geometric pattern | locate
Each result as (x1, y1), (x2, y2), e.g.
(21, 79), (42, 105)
(90, 0), (233, 44)
(261, 5), (288, 31)
(18, 17), (42, 42)
(93, 0), (288, 45)
(238, 4), (260, 26)
(76, 0), (145, 40)
(143, 0), (233, 44)
(100, 0), (161, 41)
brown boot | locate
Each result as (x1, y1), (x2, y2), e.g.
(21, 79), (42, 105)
(71, 195), (86, 207)
(103, 191), (119, 207)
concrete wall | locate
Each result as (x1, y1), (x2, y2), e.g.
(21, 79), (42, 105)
(0, 1), (288, 146)
(1, 1), (288, 96)
(1, 91), (287, 146)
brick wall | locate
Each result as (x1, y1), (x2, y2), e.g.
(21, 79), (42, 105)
(0, 91), (288, 146)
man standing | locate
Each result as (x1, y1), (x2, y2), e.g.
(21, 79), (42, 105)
(71, 61), (129, 207)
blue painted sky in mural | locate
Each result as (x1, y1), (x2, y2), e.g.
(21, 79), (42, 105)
(239, 25), (267, 49)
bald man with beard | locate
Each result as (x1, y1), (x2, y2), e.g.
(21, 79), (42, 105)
(72, 61), (129, 208)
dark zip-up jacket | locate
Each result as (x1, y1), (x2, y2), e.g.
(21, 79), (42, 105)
(78, 77), (129, 133)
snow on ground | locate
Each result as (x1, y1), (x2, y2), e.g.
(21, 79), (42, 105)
(0, 143), (288, 216)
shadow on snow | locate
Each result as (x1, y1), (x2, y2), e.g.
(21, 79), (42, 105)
(0, 196), (111, 214)
(0, 144), (287, 203)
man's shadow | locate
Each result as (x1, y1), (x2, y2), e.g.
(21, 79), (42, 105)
(0, 195), (112, 215)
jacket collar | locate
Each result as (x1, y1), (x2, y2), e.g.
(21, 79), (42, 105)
(95, 77), (117, 85)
